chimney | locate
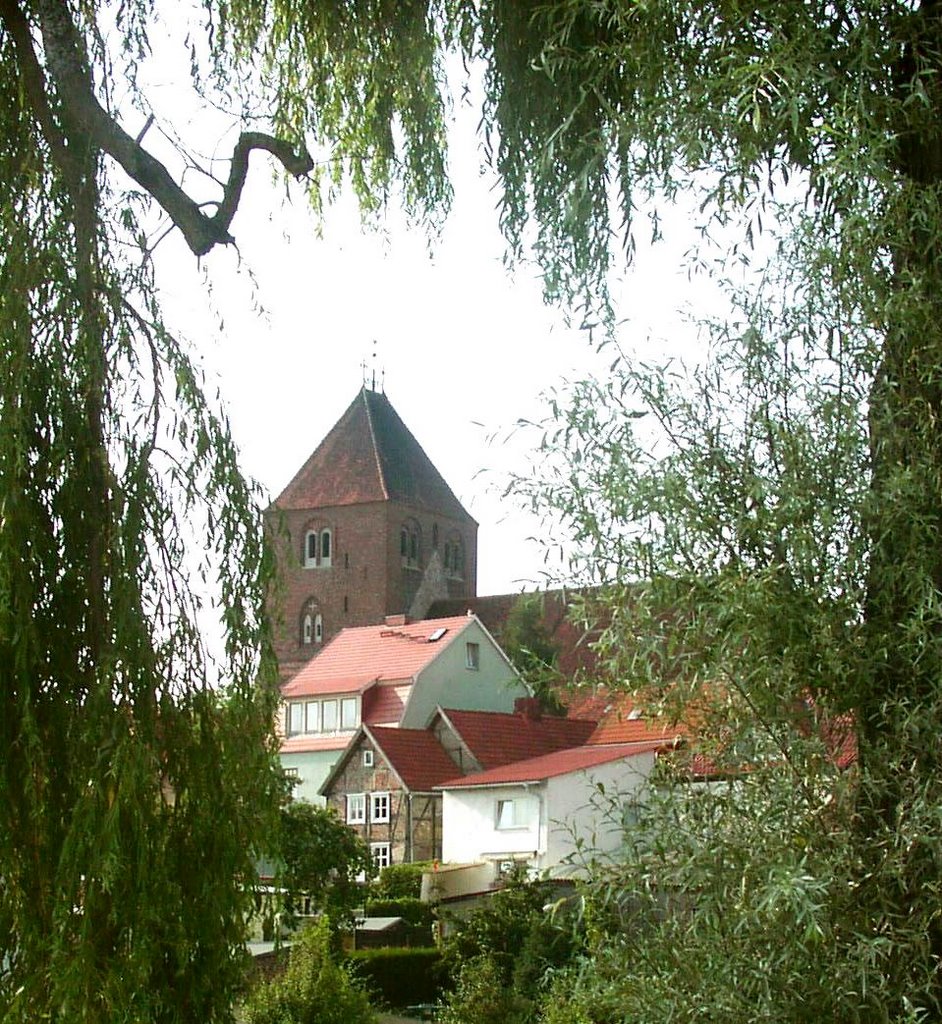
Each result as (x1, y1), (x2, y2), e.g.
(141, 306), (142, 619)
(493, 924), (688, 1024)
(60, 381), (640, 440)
(514, 696), (542, 721)
(384, 614), (408, 627)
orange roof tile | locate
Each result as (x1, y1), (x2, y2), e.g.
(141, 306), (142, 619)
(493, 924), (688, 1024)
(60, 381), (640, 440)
(273, 388), (475, 522)
(368, 726), (462, 792)
(438, 741), (667, 788)
(440, 707), (598, 770)
(282, 616), (474, 699)
(363, 683), (410, 726)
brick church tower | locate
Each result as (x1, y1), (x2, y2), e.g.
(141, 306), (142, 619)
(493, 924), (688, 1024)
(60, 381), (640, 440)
(268, 386), (478, 678)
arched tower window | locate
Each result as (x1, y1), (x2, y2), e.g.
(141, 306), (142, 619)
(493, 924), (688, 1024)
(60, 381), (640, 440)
(302, 522), (334, 569)
(400, 519), (420, 569)
(446, 533), (464, 578)
(300, 600), (324, 646)
(320, 529), (332, 567)
(304, 530), (318, 568)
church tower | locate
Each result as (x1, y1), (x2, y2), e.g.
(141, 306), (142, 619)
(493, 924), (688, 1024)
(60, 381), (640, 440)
(268, 386), (478, 678)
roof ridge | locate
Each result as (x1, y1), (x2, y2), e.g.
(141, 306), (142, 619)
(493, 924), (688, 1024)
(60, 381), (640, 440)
(361, 387), (390, 501)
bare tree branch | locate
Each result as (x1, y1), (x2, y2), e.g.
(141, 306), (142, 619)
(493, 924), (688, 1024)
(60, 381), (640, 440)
(28, 0), (313, 256)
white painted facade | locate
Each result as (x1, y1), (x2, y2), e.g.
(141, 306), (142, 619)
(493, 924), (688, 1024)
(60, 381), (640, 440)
(440, 750), (656, 878)
(399, 618), (525, 728)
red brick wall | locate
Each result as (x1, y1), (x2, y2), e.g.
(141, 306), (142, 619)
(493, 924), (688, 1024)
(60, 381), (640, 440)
(268, 500), (478, 676)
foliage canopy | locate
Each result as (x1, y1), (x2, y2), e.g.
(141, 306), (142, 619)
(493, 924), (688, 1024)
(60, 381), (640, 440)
(4, 0), (942, 1020)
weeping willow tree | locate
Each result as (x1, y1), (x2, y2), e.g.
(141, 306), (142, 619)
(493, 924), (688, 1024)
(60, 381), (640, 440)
(3, 0), (942, 1020)
(0, 1), (454, 1021)
(492, 2), (942, 1020)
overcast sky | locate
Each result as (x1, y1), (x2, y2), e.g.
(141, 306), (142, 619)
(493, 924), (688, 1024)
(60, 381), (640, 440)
(144, 55), (724, 597)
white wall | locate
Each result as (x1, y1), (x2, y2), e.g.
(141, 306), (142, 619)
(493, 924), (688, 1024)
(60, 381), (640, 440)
(441, 784), (543, 864)
(440, 751), (657, 877)
(400, 619), (526, 728)
(543, 751), (655, 874)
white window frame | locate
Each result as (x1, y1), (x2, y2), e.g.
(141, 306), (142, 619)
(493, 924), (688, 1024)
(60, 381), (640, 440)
(288, 702), (304, 736)
(496, 798), (519, 830)
(314, 613), (323, 643)
(302, 613), (313, 645)
(341, 697), (359, 731)
(347, 792), (366, 825)
(305, 700), (320, 733)
(371, 842), (391, 870)
(322, 699), (338, 732)
(319, 528), (332, 567)
(363, 749), (374, 768)
(304, 530), (318, 568)
(465, 642), (480, 670)
(370, 791), (390, 824)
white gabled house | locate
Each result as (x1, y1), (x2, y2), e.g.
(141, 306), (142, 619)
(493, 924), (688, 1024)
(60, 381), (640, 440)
(430, 741), (665, 900)
(279, 613), (527, 803)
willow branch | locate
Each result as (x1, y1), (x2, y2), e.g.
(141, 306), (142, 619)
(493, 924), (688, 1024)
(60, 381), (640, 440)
(31, 0), (313, 256)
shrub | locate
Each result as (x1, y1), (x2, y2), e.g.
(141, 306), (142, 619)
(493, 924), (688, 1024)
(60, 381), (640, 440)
(346, 947), (442, 1008)
(437, 955), (533, 1024)
(370, 862), (430, 900)
(242, 918), (374, 1024)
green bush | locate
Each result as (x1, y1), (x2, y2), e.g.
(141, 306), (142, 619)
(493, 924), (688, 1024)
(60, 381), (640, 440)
(370, 862), (430, 900)
(346, 946), (442, 1008)
(437, 955), (533, 1024)
(242, 918), (374, 1024)
(363, 897), (434, 945)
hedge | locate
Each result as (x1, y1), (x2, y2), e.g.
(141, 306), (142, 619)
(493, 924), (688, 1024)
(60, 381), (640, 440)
(345, 947), (443, 1008)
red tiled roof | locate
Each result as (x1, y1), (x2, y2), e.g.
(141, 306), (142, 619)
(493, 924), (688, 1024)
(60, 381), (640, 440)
(273, 388), (475, 521)
(363, 683), (410, 726)
(282, 616), (474, 699)
(280, 733), (352, 753)
(439, 707), (598, 770)
(437, 741), (667, 788)
(570, 691), (685, 746)
(368, 726), (461, 792)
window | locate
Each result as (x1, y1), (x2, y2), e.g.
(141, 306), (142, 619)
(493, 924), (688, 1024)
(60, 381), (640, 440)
(285, 697), (355, 736)
(371, 843), (391, 870)
(446, 534), (464, 578)
(341, 697), (359, 730)
(496, 799), (520, 830)
(370, 791), (390, 823)
(400, 520), (420, 568)
(303, 525), (333, 568)
(320, 529), (332, 567)
(363, 749), (374, 768)
(347, 793), (366, 825)
(300, 601), (322, 646)
(283, 767), (299, 786)
(466, 642), (480, 670)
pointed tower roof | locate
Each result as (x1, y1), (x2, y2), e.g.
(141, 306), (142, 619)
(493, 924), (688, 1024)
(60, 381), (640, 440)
(273, 388), (475, 521)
